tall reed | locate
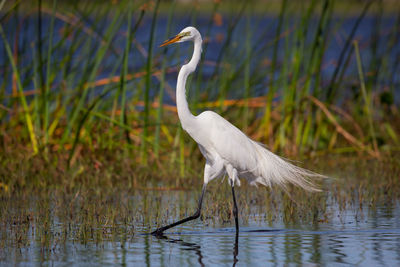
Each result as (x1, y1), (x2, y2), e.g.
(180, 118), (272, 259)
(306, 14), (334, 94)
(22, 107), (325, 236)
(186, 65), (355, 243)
(0, 0), (398, 179)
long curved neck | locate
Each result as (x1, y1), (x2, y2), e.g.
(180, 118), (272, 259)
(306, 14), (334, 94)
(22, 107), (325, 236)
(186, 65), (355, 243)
(176, 36), (202, 130)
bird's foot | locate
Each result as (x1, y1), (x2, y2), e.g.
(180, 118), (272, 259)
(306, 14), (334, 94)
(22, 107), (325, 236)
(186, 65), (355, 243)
(151, 228), (165, 237)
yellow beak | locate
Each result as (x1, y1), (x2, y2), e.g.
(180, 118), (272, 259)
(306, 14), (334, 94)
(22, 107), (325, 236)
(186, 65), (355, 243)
(160, 34), (182, 47)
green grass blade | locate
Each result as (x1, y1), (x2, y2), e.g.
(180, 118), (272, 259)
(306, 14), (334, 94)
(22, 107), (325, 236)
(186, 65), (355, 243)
(354, 40), (378, 154)
(141, 0), (160, 164)
(243, 8), (251, 132)
(0, 24), (38, 154)
(119, 8), (133, 147)
(155, 2), (175, 157)
(44, 0), (58, 146)
(326, 0), (373, 102)
(263, 0), (287, 142)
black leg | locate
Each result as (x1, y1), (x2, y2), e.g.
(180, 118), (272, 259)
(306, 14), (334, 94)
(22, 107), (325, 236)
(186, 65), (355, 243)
(233, 231), (239, 266)
(231, 186), (239, 233)
(151, 184), (207, 236)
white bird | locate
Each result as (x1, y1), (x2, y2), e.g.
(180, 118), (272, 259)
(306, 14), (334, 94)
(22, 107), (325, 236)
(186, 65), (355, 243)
(151, 26), (323, 236)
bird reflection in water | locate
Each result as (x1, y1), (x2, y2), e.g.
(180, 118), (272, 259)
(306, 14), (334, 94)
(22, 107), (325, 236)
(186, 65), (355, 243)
(154, 232), (239, 267)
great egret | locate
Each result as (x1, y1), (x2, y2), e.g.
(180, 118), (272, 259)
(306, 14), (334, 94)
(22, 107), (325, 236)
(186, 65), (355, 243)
(151, 26), (323, 236)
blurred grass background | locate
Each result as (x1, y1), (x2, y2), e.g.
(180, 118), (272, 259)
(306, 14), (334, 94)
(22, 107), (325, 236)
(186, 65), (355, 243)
(0, 0), (399, 193)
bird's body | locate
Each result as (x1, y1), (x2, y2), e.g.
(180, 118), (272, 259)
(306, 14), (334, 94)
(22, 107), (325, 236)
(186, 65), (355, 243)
(151, 26), (323, 236)
(186, 109), (321, 190)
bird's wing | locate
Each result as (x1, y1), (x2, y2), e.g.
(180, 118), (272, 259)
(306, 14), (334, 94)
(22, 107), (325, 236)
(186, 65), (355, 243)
(196, 111), (322, 191)
(196, 111), (259, 172)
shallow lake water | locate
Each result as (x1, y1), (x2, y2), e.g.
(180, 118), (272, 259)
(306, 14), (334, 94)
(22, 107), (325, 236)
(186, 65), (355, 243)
(2, 192), (400, 266)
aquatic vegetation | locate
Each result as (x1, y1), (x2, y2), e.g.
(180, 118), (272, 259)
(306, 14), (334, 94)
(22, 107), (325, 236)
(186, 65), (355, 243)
(0, 0), (398, 178)
(0, 156), (399, 251)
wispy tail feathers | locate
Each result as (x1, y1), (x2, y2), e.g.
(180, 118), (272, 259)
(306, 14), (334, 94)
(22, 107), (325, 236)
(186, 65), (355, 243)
(248, 141), (324, 192)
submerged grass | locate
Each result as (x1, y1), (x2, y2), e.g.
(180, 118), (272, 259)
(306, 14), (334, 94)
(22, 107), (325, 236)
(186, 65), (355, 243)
(0, 154), (399, 250)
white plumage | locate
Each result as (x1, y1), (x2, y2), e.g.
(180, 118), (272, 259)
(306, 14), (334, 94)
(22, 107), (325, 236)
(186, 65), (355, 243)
(191, 110), (321, 191)
(152, 26), (323, 235)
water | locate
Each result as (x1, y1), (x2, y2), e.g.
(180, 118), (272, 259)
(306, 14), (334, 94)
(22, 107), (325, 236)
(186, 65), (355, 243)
(2, 194), (400, 266)
(6, 229), (400, 266)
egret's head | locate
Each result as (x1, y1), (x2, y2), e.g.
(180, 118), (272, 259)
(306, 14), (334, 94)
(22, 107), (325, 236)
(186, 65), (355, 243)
(160, 26), (200, 47)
